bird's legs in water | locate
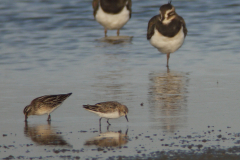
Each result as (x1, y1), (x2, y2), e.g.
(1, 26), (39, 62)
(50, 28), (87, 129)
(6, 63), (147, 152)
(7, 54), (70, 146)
(117, 29), (120, 36)
(105, 29), (107, 37)
(166, 53), (170, 68)
(107, 119), (111, 125)
(47, 114), (51, 121)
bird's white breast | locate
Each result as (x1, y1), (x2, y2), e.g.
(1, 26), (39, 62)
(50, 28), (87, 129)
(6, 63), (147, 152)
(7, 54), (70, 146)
(95, 5), (130, 30)
(150, 26), (185, 54)
(97, 110), (120, 119)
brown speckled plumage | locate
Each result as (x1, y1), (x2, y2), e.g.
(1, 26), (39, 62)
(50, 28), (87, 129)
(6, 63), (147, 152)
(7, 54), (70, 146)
(23, 93), (72, 122)
(83, 101), (129, 125)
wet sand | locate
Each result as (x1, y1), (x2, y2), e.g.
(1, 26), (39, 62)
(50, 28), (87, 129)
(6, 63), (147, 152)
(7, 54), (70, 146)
(2, 124), (240, 159)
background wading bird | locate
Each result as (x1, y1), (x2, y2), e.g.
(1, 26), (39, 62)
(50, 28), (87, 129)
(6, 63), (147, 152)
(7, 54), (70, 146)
(147, 1), (187, 68)
(92, 0), (132, 37)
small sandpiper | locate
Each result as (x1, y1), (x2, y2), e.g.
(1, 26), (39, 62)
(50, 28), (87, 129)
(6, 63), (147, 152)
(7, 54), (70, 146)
(23, 93), (72, 122)
(83, 101), (129, 126)
(92, 0), (132, 37)
(147, 1), (187, 68)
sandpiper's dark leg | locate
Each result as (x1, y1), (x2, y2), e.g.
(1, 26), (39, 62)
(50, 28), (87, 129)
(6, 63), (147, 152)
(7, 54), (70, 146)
(104, 29), (107, 37)
(166, 53), (170, 68)
(47, 115), (51, 121)
(107, 119), (111, 125)
(117, 29), (120, 36)
(107, 124), (110, 131)
(99, 117), (102, 127)
(24, 114), (28, 122)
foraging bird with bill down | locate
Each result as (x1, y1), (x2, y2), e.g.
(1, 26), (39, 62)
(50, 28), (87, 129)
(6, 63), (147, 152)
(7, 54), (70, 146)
(147, 1), (187, 68)
(23, 93), (72, 122)
(83, 101), (129, 126)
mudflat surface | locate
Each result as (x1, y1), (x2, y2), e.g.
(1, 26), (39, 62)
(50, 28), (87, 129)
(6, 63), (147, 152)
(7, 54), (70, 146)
(1, 0), (240, 159)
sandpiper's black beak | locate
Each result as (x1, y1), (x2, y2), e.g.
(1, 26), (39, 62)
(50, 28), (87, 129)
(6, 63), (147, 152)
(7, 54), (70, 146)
(125, 115), (128, 122)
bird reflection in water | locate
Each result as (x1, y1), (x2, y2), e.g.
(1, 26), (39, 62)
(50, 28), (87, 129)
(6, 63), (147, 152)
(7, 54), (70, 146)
(98, 36), (133, 45)
(92, 68), (133, 100)
(148, 69), (189, 132)
(24, 122), (70, 146)
(85, 126), (128, 148)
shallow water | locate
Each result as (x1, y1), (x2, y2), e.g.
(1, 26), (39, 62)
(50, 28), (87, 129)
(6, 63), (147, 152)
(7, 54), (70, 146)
(1, 0), (240, 159)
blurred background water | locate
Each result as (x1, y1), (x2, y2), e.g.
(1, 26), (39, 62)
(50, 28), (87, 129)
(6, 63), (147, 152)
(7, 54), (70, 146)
(1, 0), (240, 159)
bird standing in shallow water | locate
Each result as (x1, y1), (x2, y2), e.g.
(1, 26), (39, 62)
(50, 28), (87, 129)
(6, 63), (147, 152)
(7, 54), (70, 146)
(147, 1), (187, 68)
(23, 93), (72, 122)
(83, 101), (129, 126)
(92, 0), (132, 37)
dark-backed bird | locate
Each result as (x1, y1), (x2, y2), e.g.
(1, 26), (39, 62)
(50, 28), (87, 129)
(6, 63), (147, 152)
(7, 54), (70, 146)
(23, 93), (72, 122)
(147, 1), (187, 68)
(92, 0), (132, 37)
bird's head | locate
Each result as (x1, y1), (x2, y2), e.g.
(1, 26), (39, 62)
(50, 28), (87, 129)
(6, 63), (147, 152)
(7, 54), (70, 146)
(159, 1), (176, 24)
(23, 105), (31, 116)
(119, 105), (129, 122)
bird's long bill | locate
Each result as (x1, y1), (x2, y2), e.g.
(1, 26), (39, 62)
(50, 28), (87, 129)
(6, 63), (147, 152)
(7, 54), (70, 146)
(125, 115), (129, 122)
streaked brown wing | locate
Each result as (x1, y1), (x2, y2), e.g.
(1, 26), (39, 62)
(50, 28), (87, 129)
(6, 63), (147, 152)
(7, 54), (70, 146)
(147, 15), (160, 40)
(84, 101), (120, 113)
(95, 101), (120, 108)
(83, 105), (103, 113)
(92, 0), (99, 17)
(33, 93), (71, 108)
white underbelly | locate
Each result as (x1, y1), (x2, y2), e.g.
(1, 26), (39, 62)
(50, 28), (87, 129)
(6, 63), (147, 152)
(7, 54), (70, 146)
(95, 5), (130, 30)
(150, 27), (185, 54)
(98, 111), (120, 119)
(87, 109), (120, 119)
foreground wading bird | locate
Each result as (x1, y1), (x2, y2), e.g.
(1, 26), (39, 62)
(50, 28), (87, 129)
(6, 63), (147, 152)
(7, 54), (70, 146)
(83, 101), (128, 126)
(92, 0), (132, 37)
(23, 93), (72, 122)
(147, 1), (187, 68)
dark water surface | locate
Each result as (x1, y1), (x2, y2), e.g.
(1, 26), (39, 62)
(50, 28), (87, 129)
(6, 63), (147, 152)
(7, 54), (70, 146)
(1, 0), (240, 159)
